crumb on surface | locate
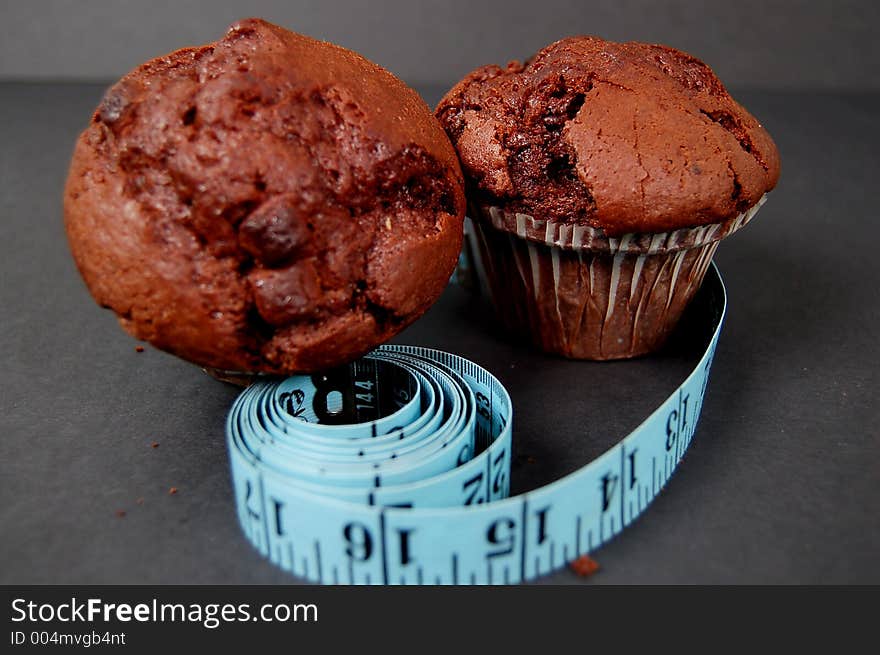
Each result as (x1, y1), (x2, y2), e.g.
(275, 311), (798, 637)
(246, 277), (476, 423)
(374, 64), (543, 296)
(115, 509), (126, 518)
(135, 345), (145, 352)
(570, 554), (600, 577)
(168, 487), (178, 495)
(151, 441), (159, 448)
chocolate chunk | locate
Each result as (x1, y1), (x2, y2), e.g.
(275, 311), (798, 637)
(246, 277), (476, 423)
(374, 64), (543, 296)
(238, 195), (311, 267)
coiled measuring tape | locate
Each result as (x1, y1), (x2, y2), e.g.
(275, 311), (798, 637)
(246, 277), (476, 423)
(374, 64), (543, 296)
(226, 264), (725, 585)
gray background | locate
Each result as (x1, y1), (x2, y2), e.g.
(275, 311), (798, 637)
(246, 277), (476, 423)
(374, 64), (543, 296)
(1, 2), (878, 585)
(1, 0), (878, 89)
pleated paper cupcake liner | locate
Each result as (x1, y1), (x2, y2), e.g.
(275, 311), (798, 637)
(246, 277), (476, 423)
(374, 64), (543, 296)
(466, 195), (767, 360)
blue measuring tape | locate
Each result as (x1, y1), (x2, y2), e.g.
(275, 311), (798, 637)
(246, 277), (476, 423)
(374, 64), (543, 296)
(226, 264), (725, 584)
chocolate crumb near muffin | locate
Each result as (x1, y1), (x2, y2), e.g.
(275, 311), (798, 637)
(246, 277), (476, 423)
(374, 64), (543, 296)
(570, 554), (600, 577)
(437, 37), (780, 359)
(65, 18), (465, 374)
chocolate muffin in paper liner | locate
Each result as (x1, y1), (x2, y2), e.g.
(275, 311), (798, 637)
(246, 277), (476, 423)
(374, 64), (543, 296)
(437, 37), (780, 359)
(64, 19), (465, 375)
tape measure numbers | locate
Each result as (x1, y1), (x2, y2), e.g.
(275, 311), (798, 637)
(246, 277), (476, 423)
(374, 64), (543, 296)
(226, 264), (726, 585)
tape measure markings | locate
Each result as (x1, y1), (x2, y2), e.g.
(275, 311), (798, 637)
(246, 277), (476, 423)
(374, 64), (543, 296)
(226, 264), (726, 584)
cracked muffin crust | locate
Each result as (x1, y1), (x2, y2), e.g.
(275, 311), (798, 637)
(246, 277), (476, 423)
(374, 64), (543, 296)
(436, 36), (779, 236)
(64, 18), (465, 373)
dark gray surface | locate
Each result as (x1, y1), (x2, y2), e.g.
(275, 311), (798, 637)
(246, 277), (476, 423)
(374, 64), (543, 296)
(2, 1), (879, 90)
(0, 82), (877, 584)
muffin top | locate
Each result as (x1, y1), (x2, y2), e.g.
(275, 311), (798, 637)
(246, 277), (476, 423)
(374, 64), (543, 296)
(64, 18), (465, 373)
(436, 37), (780, 236)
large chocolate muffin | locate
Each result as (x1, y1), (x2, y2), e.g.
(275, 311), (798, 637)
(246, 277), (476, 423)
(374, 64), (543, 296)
(64, 18), (465, 374)
(437, 37), (779, 235)
(437, 37), (780, 359)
